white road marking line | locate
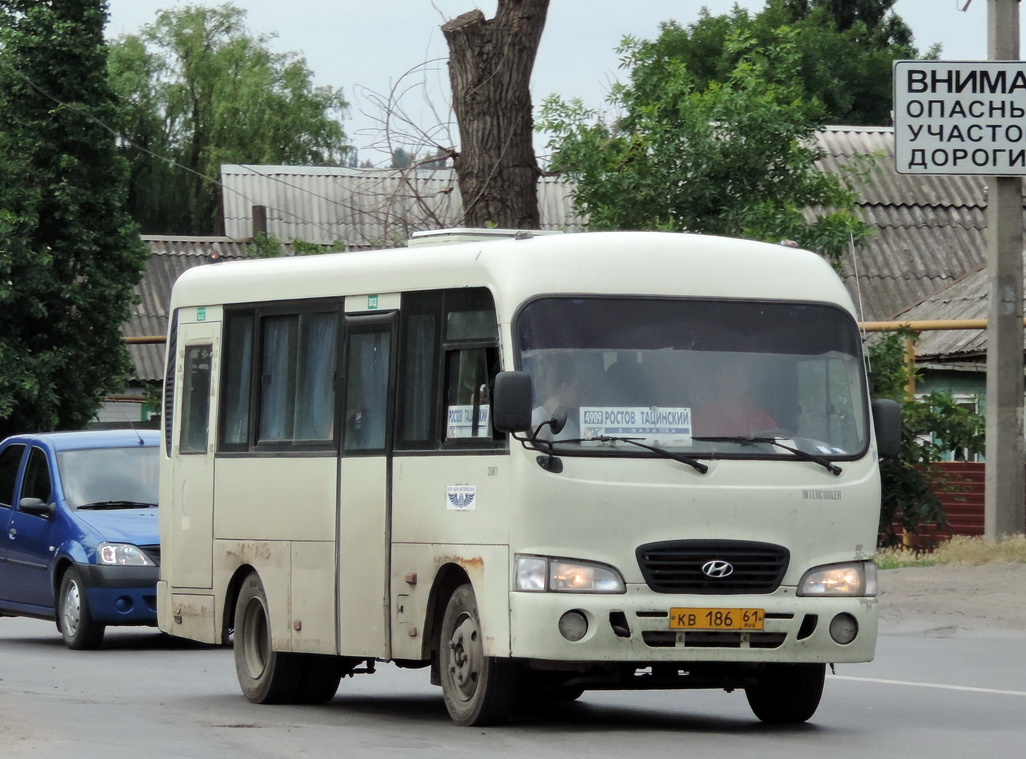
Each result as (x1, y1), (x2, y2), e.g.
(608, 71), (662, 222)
(830, 674), (1026, 697)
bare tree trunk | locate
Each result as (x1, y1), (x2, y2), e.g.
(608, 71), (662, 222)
(442, 0), (548, 229)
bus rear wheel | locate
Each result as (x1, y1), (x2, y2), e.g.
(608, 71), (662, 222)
(438, 584), (518, 726)
(745, 663), (825, 724)
(234, 573), (305, 704)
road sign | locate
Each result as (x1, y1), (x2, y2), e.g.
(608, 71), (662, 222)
(893, 60), (1026, 175)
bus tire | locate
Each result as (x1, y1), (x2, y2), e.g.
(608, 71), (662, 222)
(745, 663), (825, 724)
(438, 584), (518, 726)
(294, 654), (354, 704)
(58, 567), (106, 650)
(234, 573), (304, 704)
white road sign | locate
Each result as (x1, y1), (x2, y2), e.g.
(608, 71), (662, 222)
(893, 60), (1026, 175)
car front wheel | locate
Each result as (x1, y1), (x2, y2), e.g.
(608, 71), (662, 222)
(58, 567), (106, 650)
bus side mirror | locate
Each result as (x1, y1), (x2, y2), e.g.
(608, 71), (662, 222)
(493, 371), (534, 433)
(871, 398), (902, 459)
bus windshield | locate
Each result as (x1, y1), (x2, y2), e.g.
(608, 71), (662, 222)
(514, 297), (869, 459)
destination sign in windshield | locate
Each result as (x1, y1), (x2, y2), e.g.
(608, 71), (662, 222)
(580, 407), (693, 444)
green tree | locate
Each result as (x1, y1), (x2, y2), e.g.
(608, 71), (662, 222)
(107, 3), (351, 234)
(0, 0), (149, 438)
(541, 27), (869, 266)
(867, 331), (985, 546)
(642, 1), (934, 126)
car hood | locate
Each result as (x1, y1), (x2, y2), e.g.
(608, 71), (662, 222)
(73, 508), (160, 545)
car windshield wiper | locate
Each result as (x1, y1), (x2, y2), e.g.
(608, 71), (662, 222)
(587, 435), (709, 474)
(691, 436), (842, 476)
(77, 500), (158, 510)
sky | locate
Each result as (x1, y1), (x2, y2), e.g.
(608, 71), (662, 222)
(104, 1), (1002, 165)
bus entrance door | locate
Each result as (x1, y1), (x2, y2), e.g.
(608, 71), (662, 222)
(167, 317), (220, 595)
(337, 312), (396, 658)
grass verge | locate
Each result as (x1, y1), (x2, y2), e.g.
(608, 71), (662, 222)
(875, 534), (1026, 569)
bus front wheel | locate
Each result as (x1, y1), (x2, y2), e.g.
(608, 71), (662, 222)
(234, 573), (305, 704)
(438, 584), (518, 726)
(745, 663), (825, 724)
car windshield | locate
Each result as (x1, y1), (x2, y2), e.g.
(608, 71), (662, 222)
(514, 297), (869, 460)
(58, 445), (159, 508)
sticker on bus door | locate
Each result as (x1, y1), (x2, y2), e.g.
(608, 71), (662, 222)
(446, 485), (477, 511)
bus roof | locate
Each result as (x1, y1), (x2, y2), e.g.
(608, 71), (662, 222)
(168, 231), (856, 318)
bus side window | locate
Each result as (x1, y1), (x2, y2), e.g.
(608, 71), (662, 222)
(221, 312), (253, 448)
(397, 303), (440, 447)
(441, 289), (500, 443)
(444, 346), (497, 440)
(257, 311), (338, 445)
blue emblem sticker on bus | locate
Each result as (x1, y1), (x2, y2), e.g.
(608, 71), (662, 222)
(447, 485), (477, 511)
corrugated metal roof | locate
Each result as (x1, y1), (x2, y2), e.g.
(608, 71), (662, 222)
(892, 263), (1026, 361)
(124, 236), (251, 381)
(220, 164), (584, 248)
(817, 126), (998, 323)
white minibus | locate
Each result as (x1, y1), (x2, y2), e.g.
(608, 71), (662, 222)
(158, 229), (900, 725)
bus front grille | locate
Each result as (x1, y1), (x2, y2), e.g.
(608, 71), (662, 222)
(636, 540), (789, 594)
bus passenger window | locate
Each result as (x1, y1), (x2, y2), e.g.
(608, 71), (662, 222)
(445, 347), (496, 440)
(398, 311), (437, 445)
(258, 311), (338, 444)
(222, 313), (253, 447)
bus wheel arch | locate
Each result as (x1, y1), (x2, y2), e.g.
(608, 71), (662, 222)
(424, 563), (472, 676)
(222, 564), (257, 645)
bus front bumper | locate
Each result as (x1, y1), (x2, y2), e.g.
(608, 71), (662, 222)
(508, 585), (877, 664)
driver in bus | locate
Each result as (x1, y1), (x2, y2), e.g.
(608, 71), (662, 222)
(693, 353), (777, 437)
(531, 356), (581, 441)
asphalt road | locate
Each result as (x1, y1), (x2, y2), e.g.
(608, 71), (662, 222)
(1, 616), (1023, 759)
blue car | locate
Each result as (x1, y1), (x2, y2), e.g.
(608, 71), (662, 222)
(0, 429), (160, 649)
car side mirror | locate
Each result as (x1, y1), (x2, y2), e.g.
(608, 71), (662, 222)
(492, 371), (534, 433)
(871, 398), (902, 459)
(19, 497), (54, 518)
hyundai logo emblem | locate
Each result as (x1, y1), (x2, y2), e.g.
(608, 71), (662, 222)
(701, 560), (734, 578)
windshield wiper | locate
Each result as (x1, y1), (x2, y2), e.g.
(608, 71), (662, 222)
(589, 435), (709, 474)
(77, 500), (158, 510)
(691, 436), (842, 476)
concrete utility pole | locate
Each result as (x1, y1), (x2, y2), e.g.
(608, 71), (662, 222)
(984, 0), (1026, 538)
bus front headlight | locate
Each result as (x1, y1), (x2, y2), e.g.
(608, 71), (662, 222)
(797, 561), (876, 597)
(515, 555), (625, 593)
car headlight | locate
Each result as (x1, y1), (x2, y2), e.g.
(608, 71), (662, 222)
(515, 555), (625, 593)
(797, 561), (876, 597)
(97, 542), (155, 567)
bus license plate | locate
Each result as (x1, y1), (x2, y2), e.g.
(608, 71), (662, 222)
(669, 608), (765, 631)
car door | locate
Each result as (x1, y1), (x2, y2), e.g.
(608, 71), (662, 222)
(4, 445), (59, 610)
(0, 442), (27, 603)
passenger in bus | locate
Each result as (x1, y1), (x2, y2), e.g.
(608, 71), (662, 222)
(693, 354), (777, 437)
